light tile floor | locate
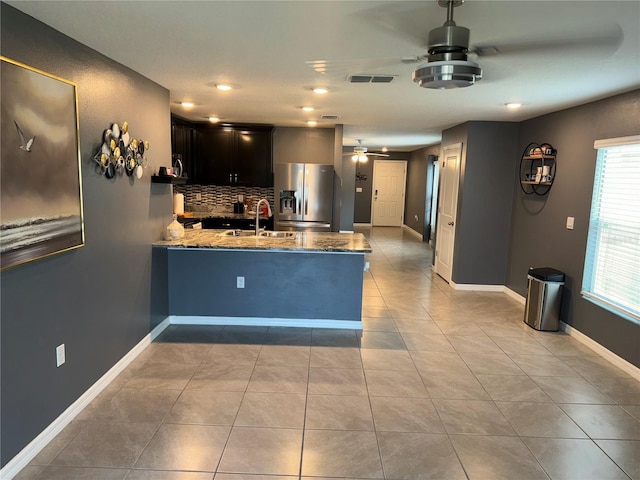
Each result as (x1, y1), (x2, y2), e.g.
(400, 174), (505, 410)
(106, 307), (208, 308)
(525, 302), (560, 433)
(16, 226), (640, 480)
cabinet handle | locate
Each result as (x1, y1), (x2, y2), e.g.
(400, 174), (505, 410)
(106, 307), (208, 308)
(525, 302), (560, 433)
(234, 173), (238, 183)
(229, 173), (232, 183)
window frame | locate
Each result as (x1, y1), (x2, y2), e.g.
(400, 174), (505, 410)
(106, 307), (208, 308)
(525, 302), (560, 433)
(581, 135), (640, 324)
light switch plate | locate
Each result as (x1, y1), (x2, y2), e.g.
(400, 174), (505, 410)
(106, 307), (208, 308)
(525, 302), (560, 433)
(566, 216), (575, 230)
(237, 276), (245, 288)
(356, 187), (363, 193)
(56, 344), (65, 367)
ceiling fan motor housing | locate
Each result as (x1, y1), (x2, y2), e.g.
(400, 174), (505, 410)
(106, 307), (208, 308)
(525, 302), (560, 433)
(412, 0), (482, 89)
(428, 25), (470, 59)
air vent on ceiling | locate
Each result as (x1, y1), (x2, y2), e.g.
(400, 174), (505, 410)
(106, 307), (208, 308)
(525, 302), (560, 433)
(348, 75), (396, 83)
(321, 114), (340, 120)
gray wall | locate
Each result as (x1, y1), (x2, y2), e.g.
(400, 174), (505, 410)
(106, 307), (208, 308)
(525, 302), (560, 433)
(443, 122), (519, 285)
(352, 151), (411, 224)
(404, 146), (440, 237)
(273, 127), (335, 164)
(507, 90), (640, 366)
(439, 122), (519, 285)
(0, 4), (172, 466)
(333, 125), (357, 233)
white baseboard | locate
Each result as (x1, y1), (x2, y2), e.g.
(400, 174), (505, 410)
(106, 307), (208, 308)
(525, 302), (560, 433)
(170, 315), (362, 330)
(443, 282), (639, 379)
(402, 224), (424, 239)
(450, 281), (505, 292)
(354, 223), (372, 227)
(560, 321), (640, 381)
(503, 287), (527, 305)
(0, 318), (170, 480)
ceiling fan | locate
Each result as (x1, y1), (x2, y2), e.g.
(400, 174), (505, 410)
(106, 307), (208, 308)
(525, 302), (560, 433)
(345, 140), (389, 163)
(308, 0), (623, 90)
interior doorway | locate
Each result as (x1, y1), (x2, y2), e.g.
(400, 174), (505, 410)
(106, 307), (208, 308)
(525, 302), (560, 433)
(435, 143), (462, 283)
(371, 160), (407, 227)
(424, 154), (439, 244)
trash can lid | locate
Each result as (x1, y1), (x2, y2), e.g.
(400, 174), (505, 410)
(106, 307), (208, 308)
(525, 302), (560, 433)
(528, 267), (565, 282)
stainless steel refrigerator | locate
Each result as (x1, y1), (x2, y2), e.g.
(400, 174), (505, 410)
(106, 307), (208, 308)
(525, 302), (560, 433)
(275, 163), (334, 231)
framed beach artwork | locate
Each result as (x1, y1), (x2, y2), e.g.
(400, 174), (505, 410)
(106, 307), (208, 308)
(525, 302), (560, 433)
(1, 57), (84, 271)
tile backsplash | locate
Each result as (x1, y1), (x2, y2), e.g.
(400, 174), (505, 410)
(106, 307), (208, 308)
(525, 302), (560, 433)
(175, 184), (274, 212)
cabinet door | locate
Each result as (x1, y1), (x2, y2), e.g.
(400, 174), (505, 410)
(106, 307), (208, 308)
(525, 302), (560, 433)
(171, 118), (194, 179)
(195, 127), (233, 185)
(234, 129), (273, 187)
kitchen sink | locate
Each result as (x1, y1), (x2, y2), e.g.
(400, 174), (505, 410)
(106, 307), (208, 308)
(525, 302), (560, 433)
(219, 229), (296, 238)
(219, 229), (256, 237)
(258, 231), (296, 238)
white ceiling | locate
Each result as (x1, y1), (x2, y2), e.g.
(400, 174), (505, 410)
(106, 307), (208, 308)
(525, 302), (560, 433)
(8, 1), (640, 151)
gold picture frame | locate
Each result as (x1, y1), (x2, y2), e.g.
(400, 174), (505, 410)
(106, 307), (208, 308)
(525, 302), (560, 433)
(1, 56), (84, 271)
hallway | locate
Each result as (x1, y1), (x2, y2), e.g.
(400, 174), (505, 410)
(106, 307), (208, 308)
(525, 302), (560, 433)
(15, 227), (640, 480)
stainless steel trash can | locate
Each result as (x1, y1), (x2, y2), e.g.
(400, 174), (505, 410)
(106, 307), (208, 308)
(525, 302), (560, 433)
(524, 267), (565, 331)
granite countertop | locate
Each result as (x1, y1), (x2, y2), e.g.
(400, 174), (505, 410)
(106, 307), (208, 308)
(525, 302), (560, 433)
(153, 230), (372, 253)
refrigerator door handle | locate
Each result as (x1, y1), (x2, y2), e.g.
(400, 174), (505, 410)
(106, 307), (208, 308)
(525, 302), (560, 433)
(304, 170), (309, 215)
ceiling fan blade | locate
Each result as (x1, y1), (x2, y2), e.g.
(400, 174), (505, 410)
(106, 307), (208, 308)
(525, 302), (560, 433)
(471, 23), (623, 58)
(306, 57), (408, 76)
(357, 2), (434, 49)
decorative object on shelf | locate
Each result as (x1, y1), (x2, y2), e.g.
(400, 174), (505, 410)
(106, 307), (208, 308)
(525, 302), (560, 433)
(93, 121), (149, 181)
(0, 56), (85, 271)
(166, 214), (185, 240)
(519, 142), (557, 196)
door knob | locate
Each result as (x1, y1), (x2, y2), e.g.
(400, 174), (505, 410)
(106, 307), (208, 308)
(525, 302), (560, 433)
(448, 221), (454, 226)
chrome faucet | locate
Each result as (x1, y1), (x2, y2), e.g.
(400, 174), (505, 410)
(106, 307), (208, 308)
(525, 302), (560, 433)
(255, 198), (272, 236)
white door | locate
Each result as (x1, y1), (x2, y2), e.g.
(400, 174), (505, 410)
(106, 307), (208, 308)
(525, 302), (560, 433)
(435, 144), (461, 282)
(372, 160), (407, 227)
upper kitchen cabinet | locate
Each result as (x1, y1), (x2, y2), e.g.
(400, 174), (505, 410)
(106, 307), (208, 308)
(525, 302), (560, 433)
(195, 126), (233, 185)
(194, 125), (273, 187)
(171, 115), (195, 180)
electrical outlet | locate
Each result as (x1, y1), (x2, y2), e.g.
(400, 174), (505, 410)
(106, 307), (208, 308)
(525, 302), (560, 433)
(355, 187), (363, 193)
(195, 193), (202, 201)
(566, 216), (575, 230)
(56, 344), (65, 367)
(237, 276), (245, 288)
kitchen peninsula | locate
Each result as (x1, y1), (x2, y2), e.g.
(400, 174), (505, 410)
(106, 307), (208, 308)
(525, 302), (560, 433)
(153, 230), (371, 328)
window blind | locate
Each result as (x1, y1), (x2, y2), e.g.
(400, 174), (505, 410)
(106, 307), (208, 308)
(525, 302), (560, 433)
(582, 135), (640, 323)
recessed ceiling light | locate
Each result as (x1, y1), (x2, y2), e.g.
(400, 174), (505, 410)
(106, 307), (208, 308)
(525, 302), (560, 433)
(181, 102), (194, 107)
(216, 84), (232, 91)
(307, 121), (318, 126)
(302, 106), (315, 112)
(505, 103), (522, 109)
(312, 88), (329, 95)
(208, 116), (220, 123)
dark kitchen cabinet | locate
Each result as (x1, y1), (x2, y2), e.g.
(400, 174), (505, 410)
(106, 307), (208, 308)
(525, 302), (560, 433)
(194, 125), (273, 187)
(195, 127), (234, 186)
(171, 115), (195, 180)
(235, 129), (272, 186)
